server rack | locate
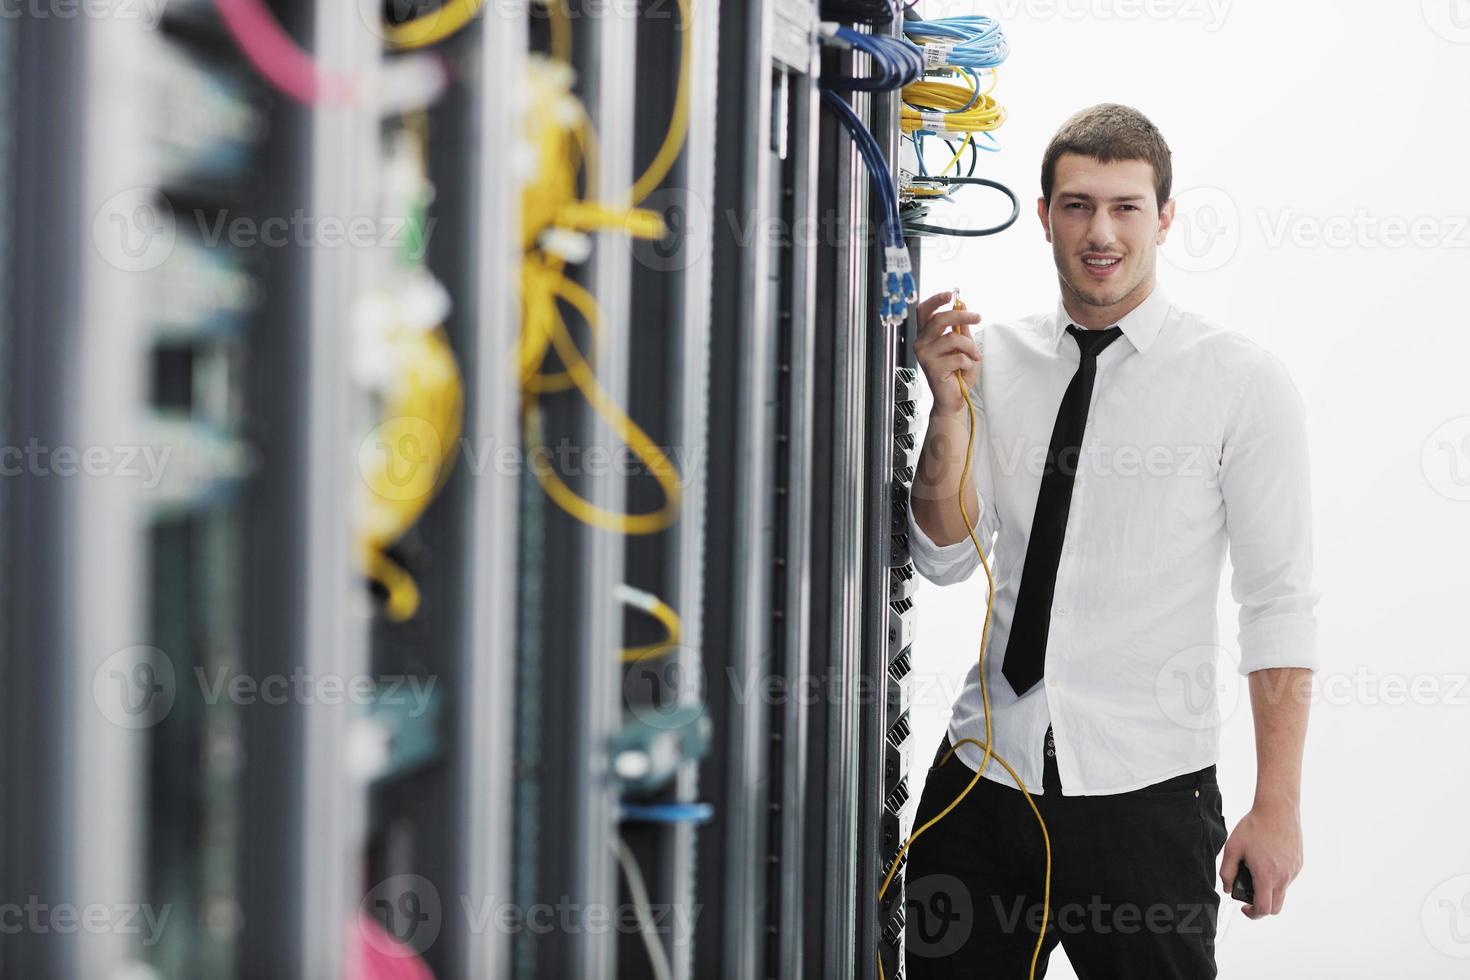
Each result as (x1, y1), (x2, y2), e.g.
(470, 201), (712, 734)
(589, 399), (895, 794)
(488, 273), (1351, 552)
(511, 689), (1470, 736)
(1, 4), (928, 979)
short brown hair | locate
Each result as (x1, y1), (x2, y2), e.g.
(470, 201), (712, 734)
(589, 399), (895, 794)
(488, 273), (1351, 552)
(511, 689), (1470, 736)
(1040, 104), (1172, 210)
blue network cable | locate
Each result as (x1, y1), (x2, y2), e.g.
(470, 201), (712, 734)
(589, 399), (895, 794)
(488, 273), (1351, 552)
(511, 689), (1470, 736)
(619, 802), (715, 825)
(902, 15), (1010, 71)
(820, 87), (915, 327)
(817, 24), (925, 92)
(817, 25), (919, 326)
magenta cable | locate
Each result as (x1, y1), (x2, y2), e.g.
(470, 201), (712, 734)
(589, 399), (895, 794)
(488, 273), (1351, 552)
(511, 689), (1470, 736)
(212, 0), (357, 105)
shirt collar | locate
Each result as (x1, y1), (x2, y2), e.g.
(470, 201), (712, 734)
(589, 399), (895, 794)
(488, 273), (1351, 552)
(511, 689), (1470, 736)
(1050, 283), (1171, 356)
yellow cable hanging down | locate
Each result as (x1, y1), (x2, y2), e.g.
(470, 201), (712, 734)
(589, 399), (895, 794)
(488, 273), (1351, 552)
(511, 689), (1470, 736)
(514, 0), (693, 658)
(877, 292), (1052, 980)
(515, 0), (692, 537)
(357, 114), (465, 621)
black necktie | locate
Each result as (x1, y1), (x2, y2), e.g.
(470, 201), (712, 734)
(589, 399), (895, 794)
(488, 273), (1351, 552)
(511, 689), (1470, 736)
(1002, 323), (1125, 697)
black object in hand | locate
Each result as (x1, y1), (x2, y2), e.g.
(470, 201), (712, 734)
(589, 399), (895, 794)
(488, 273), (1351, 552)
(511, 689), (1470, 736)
(1231, 862), (1255, 903)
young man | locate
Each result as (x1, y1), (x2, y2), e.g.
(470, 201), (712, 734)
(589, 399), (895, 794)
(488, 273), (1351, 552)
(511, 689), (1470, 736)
(904, 104), (1318, 978)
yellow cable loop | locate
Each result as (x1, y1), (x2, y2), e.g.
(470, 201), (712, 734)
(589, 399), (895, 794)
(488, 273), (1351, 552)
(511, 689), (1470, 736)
(876, 312), (1051, 980)
(386, 0), (485, 49)
(359, 325), (465, 620)
(618, 589), (683, 663)
(514, 5), (690, 642)
(520, 271), (683, 534)
(901, 68), (1007, 136)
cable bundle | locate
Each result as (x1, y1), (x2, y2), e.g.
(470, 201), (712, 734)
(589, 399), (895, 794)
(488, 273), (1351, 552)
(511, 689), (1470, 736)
(517, 55), (674, 534)
(816, 24), (925, 92)
(901, 72), (1006, 136)
(901, 175), (1018, 237)
(517, 0), (694, 663)
(897, 24), (1016, 238)
(816, 24), (923, 326)
(901, 14), (1010, 71)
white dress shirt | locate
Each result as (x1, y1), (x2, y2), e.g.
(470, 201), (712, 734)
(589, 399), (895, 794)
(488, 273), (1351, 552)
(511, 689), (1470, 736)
(907, 282), (1320, 796)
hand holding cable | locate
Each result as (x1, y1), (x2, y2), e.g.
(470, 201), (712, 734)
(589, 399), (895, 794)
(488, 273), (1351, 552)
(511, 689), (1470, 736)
(912, 289), (981, 417)
(880, 289), (1053, 980)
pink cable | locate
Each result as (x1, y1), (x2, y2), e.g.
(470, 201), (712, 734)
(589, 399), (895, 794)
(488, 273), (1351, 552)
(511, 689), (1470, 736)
(345, 912), (437, 980)
(212, 0), (357, 105)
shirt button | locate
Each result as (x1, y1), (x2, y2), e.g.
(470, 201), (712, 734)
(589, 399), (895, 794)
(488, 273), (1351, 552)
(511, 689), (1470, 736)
(1047, 676), (1058, 687)
(1055, 606), (1068, 617)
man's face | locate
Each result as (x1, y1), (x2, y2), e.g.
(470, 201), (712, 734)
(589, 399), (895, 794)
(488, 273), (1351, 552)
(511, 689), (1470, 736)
(1038, 153), (1175, 313)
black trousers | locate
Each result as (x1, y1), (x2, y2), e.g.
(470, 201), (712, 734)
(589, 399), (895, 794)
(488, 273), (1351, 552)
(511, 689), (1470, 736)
(904, 730), (1228, 979)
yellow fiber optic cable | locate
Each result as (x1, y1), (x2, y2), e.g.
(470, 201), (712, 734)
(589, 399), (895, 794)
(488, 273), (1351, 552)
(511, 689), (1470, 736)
(616, 584), (683, 662)
(386, 0), (485, 49)
(519, 262), (683, 534)
(625, 0), (691, 207)
(876, 292), (1051, 980)
(359, 324), (465, 620)
(901, 70), (1007, 136)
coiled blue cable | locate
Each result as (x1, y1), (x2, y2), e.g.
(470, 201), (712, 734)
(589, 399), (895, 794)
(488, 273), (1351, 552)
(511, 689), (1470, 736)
(902, 15), (1010, 71)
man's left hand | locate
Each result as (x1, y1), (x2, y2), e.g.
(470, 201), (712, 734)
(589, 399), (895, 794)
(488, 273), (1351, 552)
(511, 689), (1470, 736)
(1220, 799), (1303, 919)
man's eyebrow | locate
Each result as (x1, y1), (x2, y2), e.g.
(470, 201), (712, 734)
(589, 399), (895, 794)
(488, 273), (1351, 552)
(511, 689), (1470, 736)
(1056, 191), (1148, 203)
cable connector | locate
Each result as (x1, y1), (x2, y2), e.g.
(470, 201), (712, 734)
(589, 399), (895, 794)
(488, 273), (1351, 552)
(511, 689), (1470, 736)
(816, 21), (851, 47)
(539, 227), (593, 264)
(881, 244), (917, 326)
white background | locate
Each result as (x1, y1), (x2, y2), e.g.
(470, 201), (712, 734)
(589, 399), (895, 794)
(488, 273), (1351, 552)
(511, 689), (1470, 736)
(902, 0), (1470, 975)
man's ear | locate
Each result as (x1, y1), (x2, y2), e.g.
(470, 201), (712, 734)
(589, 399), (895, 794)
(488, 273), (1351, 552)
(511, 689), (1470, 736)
(1157, 197), (1176, 245)
(1037, 196), (1051, 243)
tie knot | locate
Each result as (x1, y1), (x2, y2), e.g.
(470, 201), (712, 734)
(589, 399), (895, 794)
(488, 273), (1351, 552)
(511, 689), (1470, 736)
(1067, 323), (1124, 359)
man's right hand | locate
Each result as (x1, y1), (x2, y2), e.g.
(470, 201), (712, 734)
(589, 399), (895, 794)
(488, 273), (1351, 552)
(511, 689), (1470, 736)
(913, 290), (982, 418)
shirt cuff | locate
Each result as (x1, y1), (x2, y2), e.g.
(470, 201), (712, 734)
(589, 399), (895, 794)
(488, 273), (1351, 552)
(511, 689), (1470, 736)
(906, 497), (982, 586)
(1237, 613), (1319, 674)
